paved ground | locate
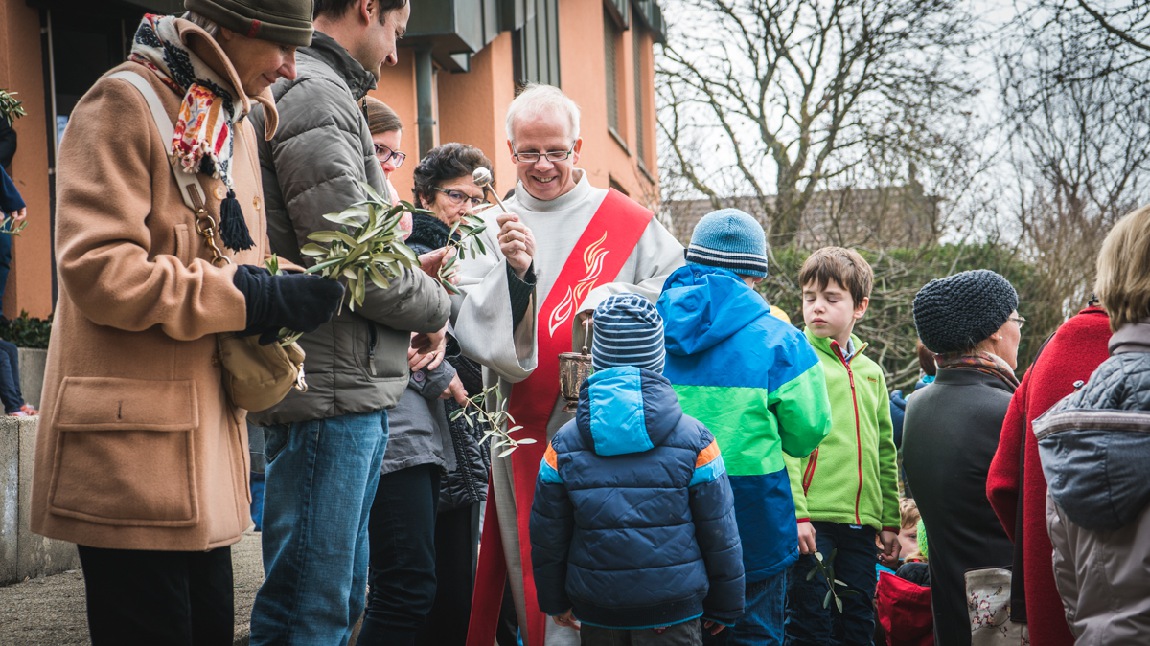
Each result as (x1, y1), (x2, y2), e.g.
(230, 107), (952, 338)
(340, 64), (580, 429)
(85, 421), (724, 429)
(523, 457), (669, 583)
(0, 531), (265, 646)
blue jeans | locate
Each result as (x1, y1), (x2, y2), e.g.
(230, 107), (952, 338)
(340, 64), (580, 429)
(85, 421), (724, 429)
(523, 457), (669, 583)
(784, 522), (877, 646)
(249, 411), (389, 646)
(0, 338), (24, 413)
(705, 569), (787, 646)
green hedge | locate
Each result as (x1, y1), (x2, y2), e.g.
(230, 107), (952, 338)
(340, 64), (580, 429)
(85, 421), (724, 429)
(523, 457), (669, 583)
(0, 311), (53, 348)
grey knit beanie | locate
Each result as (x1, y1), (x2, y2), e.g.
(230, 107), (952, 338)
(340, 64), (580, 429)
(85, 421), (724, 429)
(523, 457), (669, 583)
(686, 209), (769, 278)
(185, 0), (313, 47)
(591, 294), (665, 374)
(913, 269), (1018, 354)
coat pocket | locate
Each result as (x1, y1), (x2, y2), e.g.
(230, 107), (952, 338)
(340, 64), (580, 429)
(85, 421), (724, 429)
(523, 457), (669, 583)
(47, 377), (199, 526)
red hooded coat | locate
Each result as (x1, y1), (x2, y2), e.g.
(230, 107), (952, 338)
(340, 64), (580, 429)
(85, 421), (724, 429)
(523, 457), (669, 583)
(985, 306), (1111, 646)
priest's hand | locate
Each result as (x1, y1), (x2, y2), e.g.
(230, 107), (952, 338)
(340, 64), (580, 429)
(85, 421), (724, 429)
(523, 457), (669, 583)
(497, 212), (535, 279)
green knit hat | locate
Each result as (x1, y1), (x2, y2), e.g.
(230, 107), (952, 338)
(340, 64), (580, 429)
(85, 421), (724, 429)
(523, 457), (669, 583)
(185, 0), (313, 47)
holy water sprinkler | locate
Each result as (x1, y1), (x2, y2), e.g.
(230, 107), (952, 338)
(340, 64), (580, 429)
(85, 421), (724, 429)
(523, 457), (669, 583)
(472, 167), (509, 213)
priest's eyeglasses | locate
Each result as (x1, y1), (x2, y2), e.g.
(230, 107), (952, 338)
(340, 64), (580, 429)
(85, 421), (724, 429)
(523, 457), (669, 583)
(512, 146), (575, 164)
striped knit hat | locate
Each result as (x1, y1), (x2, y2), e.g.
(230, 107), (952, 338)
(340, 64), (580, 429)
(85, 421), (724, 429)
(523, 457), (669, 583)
(685, 208), (769, 278)
(591, 294), (665, 373)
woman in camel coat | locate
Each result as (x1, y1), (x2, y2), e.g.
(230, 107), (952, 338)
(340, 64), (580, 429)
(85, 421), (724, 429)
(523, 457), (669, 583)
(28, 3), (341, 642)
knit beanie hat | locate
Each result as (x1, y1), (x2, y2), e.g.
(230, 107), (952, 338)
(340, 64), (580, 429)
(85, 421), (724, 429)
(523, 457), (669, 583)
(185, 0), (313, 47)
(591, 294), (665, 373)
(686, 209), (769, 278)
(913, 269), (1019, 354)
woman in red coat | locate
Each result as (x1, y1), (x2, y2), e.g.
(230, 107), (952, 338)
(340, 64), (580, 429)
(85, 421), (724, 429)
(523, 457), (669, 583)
(986, 304), (1111, 646)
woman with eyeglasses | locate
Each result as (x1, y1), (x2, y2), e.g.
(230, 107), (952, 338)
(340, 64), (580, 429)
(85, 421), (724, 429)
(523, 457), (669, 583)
(901, 270), (1024, 646)
(359, 142), (494, 645)
(364, 97), (406, 205)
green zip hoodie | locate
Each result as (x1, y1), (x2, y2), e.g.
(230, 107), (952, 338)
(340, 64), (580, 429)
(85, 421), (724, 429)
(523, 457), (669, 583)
(784, 328), (900, 532)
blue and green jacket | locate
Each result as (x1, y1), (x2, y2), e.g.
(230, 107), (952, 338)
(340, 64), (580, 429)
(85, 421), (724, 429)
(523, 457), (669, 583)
(657, 264), (832, 581)
(784, 329), (900, 533)
(530, 367), (745, 629)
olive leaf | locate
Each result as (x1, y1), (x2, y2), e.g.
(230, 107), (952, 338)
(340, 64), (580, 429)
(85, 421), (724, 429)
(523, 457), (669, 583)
(457, 384), (535, 456)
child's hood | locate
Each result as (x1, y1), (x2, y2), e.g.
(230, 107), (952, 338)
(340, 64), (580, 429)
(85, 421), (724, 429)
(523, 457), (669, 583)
(658, 264), (770, 356)
(575, 366), (682, 456)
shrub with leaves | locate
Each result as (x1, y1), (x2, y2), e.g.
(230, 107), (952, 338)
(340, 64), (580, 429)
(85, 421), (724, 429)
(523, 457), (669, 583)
(450, 384), (537, 457)
(0, 311), (52, 348)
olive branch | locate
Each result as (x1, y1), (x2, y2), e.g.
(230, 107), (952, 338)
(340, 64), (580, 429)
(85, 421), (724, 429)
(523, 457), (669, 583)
(265, 181), (491, 344)
(450, 384), (537, 457)
(439, 205), (490, 295)
(0, 89), (26, 124)
(0, 217), (27, 236)
(806, 549), (859, 614)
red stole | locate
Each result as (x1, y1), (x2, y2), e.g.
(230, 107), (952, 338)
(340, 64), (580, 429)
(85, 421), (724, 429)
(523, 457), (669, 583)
(467, 189), (653, 646)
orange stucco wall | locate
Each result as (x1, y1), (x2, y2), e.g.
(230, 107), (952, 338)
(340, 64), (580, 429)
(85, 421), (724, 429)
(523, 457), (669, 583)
(436, 33), (519, 203)
(0, 1), (54, 319)
(372, 56), (419, 202)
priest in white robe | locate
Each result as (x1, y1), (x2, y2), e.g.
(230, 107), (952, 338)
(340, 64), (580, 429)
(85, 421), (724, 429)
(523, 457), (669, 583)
(454, 84), (685, 646)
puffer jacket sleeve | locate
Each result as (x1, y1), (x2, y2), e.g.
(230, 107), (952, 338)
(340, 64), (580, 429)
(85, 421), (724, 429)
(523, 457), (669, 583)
(56, 77), (246, 340)
(263, 78), (448, 334)
(689, 431), (746, 625)
(530, 439), (575, 615)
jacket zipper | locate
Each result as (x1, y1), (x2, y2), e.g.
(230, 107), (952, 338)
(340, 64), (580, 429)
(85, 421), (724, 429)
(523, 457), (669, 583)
(802, 449), (818, 495)
(833, 341), (865, 526)
(367, 324), (378, 376)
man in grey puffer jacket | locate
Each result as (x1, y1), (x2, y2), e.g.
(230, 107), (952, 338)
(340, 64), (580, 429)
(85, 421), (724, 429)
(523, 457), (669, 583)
(245, 1), (451, 644)
(1035, 204), (1150, 646)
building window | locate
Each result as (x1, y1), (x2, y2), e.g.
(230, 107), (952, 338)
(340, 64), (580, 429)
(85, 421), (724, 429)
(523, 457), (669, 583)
(604, 9), (623, 136)
(633, 23), (647, 166)
(512, 0), (560, 88)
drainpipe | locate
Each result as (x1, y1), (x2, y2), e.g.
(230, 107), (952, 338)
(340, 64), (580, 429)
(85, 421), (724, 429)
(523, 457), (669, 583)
(415, 47), (436, 158)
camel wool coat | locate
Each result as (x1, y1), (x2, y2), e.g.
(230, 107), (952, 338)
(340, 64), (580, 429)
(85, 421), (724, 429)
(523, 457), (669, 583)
(30, 21), (281, 551)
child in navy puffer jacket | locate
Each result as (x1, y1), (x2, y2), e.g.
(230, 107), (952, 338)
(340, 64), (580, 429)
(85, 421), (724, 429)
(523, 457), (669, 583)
(530, 294), (745, 645)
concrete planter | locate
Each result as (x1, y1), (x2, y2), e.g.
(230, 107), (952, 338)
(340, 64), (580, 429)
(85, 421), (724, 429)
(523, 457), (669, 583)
(17, 347), (46, 409)
(0, 416), (81, 585)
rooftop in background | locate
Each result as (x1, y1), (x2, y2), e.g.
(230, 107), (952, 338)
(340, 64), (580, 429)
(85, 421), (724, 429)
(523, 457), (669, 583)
(665, 180), (942, 250)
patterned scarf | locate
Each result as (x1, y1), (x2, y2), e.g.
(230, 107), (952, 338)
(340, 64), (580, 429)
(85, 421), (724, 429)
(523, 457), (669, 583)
(936, 351), (1020, 391)
(128, 14), (253, 251)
